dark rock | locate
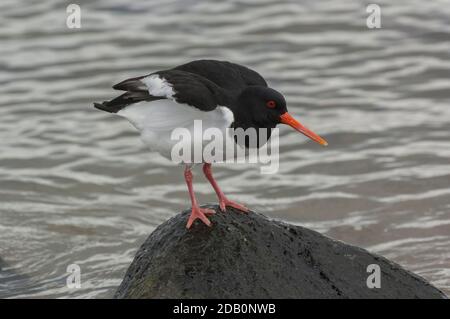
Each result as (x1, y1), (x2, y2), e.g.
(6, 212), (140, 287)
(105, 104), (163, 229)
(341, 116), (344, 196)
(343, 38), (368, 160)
(115, 205), (447, 299)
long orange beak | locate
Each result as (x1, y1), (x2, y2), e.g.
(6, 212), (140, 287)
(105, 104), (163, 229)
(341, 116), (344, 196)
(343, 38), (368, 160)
(280, 112), (328, 146)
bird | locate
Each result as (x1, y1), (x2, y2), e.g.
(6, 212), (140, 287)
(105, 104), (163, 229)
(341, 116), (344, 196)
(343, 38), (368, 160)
(94, 60), (327, 229)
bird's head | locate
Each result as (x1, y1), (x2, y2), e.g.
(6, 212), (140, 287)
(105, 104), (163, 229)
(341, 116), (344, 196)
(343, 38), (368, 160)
(234, 86), (328, 146)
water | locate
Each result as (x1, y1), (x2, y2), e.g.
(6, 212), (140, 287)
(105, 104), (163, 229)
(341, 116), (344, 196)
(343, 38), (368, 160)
(0, 0), (449, 298)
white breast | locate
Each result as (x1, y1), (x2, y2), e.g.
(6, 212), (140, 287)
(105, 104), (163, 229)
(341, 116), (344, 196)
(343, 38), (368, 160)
(117, 99), (235, 163)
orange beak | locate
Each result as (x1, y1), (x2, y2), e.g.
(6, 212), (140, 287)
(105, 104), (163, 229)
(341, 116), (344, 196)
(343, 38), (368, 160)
(280, 112), (328, 146)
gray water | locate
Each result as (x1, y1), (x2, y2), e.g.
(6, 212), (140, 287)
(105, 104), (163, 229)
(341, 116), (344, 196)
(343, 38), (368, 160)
(1, 0), (449, 298)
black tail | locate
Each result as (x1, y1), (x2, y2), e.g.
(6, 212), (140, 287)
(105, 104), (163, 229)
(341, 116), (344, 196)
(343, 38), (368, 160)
(94, 92), (164, 113)
(94, 93), (131, 113)
(94, 102), (116, 113)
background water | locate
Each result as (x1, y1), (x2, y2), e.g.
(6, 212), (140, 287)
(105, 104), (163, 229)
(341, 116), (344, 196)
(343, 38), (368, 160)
(0, 0), (449, 298)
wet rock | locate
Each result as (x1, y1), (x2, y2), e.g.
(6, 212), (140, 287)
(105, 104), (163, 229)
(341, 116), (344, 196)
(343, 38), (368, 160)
(115, 206), (447, 299)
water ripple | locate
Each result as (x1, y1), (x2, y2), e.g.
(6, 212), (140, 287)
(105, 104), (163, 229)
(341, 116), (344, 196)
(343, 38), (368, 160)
(0, 0), (449, 297)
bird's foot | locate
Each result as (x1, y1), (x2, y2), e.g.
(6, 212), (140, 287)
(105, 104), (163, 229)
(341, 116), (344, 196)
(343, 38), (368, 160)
(219, 198), (249, 213)
(186, 206), (215, 229)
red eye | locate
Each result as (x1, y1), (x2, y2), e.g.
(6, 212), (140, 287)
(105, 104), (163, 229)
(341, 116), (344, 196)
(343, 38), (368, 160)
(266, 100), (276, 108)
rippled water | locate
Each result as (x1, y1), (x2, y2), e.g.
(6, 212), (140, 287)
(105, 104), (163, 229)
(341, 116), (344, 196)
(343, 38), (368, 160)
(1, 0), (449, 298)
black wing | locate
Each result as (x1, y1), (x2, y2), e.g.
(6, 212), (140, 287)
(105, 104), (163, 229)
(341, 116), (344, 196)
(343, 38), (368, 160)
(174, 59), (267, 91)
(94, 60), (264, 114)
(156, 70), (225, 111)
(94, 70), (224, 113)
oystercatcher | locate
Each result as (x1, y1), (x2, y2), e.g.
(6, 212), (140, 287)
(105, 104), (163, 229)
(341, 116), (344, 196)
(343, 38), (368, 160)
(94, 60), (327, 228)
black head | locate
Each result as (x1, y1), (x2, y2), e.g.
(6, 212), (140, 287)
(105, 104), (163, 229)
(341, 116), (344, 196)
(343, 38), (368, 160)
(233, 86), (328, 146)
(234, 86), (287, 129)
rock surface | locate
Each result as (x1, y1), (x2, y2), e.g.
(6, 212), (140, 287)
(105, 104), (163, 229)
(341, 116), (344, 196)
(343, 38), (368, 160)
(115, 206), (446, 299)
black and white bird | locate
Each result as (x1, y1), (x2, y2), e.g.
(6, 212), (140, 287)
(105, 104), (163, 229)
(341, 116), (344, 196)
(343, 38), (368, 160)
(94, 60), (327, 229)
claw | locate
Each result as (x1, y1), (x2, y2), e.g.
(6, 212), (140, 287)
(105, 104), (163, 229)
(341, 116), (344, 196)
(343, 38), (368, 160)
(219, 198), (249, 213)
(186, 207), (215, 229)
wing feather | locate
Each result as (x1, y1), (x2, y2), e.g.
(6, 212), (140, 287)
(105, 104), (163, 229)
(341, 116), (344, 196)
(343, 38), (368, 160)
(94, 60), (259, 113)
(174, 60), (267, 90)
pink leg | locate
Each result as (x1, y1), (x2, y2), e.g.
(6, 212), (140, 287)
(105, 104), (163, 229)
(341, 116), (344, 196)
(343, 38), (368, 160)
(202, 163), (249, 213)
(184, 166), (215, 229)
